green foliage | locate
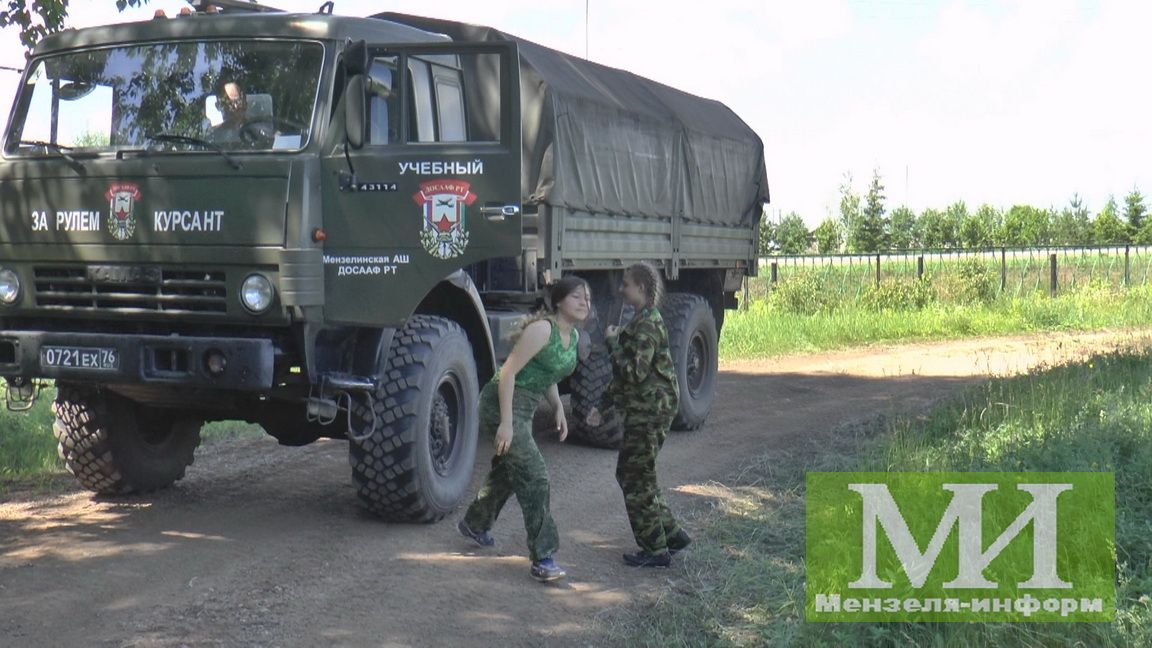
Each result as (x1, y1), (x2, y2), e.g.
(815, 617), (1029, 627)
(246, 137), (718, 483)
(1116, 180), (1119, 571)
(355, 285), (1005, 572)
(1000, 204), (1052, 246)
(1095, 196), (1128, 245)
(721, 270), (1152, 360)
(838, 172), (861, 247)
(757, 210), (775, 256)
(775, 211), (810, 254)
(919, 207), (956, 248)
(813, 218), (842, 254)
(932, 259), (999, 305)
(606, 350), (1152, 646)
(850, 169), (887, 252)
(887, 205), (918, 249)
(863, 277), (934, 311)
(769, 271), (840, 315)
(72, 130), (110, 148)
(0, 0), (148, 50)
(959, 203), (999, 248)
(1124, 187), (1146, 234)
(0, 386), (61, 483)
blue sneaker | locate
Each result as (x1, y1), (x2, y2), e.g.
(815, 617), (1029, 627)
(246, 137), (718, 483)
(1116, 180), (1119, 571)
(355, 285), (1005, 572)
(457, 520), (494, 548)
(530, 556), (567, 582)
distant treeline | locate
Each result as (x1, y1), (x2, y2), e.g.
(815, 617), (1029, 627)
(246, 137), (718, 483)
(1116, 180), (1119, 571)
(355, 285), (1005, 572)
(762, 170), (1149, 255)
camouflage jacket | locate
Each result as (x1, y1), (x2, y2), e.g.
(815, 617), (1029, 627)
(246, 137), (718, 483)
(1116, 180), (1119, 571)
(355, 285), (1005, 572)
(606, 306), (679, 412)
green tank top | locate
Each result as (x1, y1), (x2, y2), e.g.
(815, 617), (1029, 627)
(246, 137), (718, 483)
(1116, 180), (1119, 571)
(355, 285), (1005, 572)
(504, 321), (579, 394)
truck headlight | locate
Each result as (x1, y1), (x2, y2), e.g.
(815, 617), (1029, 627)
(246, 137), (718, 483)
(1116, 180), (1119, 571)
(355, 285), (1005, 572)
(0, 268), (21, 305)
(240, 274), (274, 313)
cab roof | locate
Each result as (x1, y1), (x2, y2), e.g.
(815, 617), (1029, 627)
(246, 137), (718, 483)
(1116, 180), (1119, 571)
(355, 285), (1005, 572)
(33, 12), (449, 56)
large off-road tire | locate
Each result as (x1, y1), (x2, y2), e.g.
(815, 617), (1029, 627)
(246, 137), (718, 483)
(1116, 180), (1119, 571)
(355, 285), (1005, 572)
(348, 316), (480, 522)
(568, 343), (624, 448)
(52, 384), (202, 494)
(661, 293), (719, 431)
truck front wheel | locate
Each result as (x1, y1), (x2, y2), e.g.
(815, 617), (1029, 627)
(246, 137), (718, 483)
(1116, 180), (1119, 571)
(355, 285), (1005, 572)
(53, 384), (202, 494)
(348, 316), (480, 522)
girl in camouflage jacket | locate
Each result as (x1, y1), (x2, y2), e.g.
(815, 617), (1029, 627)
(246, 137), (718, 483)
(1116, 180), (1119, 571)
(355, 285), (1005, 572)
(605, 262), (692, 568)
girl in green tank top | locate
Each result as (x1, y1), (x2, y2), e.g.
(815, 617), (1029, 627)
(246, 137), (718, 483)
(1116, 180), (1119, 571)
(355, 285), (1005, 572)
(458, 276), (591, 583)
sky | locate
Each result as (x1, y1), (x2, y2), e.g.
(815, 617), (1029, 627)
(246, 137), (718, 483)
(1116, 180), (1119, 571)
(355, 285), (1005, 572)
(0, 0), (1147, 227)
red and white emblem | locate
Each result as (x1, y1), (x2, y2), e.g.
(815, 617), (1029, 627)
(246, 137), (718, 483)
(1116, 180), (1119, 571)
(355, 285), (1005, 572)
(413, 179), (475, 259)
(106, 182), (141, 241)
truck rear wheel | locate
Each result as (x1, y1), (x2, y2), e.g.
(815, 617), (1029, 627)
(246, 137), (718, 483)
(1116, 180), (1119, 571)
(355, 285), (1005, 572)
(53, 384), (202, 494)
(348, 316), (480, 522)
(661, 293), (719, 431)
(568, 343), (624, 448)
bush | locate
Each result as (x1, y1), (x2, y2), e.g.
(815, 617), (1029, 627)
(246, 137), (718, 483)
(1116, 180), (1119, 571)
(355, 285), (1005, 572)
(934, 260), (999, 305)
(769, 271), (840, 315)
(863, 277), (935, 311)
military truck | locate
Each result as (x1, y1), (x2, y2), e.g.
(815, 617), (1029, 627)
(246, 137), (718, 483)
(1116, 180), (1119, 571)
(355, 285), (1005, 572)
(0, 2), (768, 522)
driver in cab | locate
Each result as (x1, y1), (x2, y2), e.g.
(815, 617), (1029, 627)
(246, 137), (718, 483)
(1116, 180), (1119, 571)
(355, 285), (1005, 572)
(208, 80), (272, 147)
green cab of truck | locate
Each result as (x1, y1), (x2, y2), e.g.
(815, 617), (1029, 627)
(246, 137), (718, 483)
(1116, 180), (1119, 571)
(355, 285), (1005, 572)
(0, 5), (768, 522)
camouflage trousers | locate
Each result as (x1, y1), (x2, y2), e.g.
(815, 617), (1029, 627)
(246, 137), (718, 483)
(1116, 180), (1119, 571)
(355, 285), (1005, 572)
(615, 403), (681, 554)
(463, 381), (559, 562)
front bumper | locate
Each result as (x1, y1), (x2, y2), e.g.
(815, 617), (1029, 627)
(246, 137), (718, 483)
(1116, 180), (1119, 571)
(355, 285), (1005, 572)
(0, 331), (274, 390)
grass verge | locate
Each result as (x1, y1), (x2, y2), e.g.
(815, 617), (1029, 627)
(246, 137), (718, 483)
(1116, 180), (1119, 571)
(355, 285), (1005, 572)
(604, 347), (1152, 647)
(720, 284), (1152, 360)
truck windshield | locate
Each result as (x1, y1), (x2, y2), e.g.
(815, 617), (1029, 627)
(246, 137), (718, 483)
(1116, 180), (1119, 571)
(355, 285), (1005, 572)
(6, 40), (323, 154)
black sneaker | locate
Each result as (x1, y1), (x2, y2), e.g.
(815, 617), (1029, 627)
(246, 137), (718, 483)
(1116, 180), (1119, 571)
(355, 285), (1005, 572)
(530, 556), (567, 582)
(667, 529), (693, 555)
(457, 520), (495, 548)
(623, 550), (672, 568)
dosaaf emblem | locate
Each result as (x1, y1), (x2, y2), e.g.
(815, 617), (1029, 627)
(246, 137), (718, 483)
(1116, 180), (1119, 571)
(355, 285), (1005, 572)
(106, 182), (141, 241)
(413, 180), (475, 260)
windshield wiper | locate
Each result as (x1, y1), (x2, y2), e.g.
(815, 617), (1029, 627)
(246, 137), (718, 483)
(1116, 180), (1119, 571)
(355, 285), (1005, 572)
(15, 139), (86, 173)
(145, 132), (242, 170)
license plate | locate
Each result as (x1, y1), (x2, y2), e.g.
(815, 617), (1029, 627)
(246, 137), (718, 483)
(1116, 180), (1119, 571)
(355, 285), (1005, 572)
(41, 346), (119, 371)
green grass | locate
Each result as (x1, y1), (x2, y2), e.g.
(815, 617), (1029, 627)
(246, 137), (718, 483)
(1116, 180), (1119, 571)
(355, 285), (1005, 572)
(721, 279), (1152, 360)
(0, 384), (262, 491)
(0, 385), (64, 485)
(604, 348), (1152, 647)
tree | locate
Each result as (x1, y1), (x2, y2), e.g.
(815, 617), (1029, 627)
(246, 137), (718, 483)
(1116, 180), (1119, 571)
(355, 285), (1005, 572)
(837, 172), (860, 249)
(775, 212), (811, 254)
(919, 207), (956, 249)
(960, 203), (998, 248)
(1093, 196), (1127, 245)
(813, 218), (842, 254)
(887, 205), (917, 250)
(757, 212), (776, 256)
(849, 169), (887, 252)
(1124, 187), (1146, 236)
(1133, 219), (1152, 245)
(999, 205), (1051, 246)
(1052, 194), (1092, 246)
(0, 1), (148, 50)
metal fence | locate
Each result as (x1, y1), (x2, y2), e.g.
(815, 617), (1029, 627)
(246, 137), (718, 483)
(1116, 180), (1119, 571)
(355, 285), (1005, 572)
(754, 245), (1152, 301)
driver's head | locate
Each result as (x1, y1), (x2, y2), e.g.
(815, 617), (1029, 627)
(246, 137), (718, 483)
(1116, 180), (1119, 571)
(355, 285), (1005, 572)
(217, 81), (246, 122)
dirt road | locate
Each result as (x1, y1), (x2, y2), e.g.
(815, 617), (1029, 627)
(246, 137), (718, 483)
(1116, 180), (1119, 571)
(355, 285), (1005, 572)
(1, 331), (1145, 648)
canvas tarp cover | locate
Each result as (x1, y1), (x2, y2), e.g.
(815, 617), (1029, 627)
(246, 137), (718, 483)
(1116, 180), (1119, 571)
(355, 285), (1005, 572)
(374, 13), (768, 228)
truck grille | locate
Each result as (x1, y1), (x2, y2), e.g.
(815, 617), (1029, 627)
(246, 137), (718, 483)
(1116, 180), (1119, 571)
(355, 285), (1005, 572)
(33, 266), (228, 315)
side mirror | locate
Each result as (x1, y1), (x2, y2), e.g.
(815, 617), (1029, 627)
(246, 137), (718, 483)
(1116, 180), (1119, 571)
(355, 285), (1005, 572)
(342, 40), (368, 76)
(345, 74), (366, 149)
